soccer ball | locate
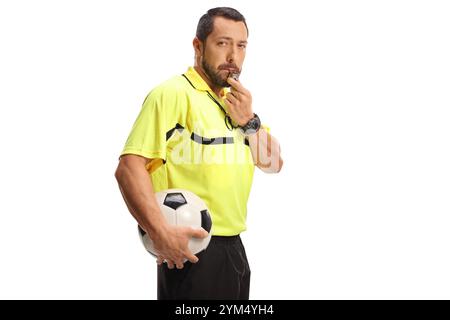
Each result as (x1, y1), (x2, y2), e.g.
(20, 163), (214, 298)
(137, 189), (213, 258)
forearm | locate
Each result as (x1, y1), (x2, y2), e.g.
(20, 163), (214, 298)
(247, 128), (283, 173)
(115, 161), (166, 237)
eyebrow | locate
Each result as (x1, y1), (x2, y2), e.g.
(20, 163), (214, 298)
(216, 36), (248, 44)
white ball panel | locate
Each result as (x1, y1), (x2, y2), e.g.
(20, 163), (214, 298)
(137, 188), (213, 259)
(159, 205), (177, 226)
(176, 204), (202, 229)
(189, 233), (212, 254)
(141, 233), (157, 256)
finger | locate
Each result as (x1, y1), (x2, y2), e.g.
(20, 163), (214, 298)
(224, 97), (236, 111)
(227, 77), (246, 93)
(189, 227), (209, 239)
(229, 86), (241, 98)
(175, 261), (185, 269)
(185, 251), (199, 264)
(166, 260), (175, 269)
(226, 92), (239, 105)
(156, 256), (164, 265)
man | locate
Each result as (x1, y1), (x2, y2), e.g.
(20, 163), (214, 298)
(115, 7), (283, 300)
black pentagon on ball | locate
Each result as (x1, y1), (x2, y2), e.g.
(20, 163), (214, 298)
(163, 192), (187, 210)
(201, 209), (212, 233)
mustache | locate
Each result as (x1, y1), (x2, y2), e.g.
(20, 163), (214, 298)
(218, 63), (239, 71)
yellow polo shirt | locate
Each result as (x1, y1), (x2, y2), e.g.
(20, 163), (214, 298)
(121, 67), (259, 236)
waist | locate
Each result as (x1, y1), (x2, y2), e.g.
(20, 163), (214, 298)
(211, 235), (241, 243)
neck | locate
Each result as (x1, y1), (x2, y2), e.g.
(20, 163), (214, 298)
(193, 66), (222, 97)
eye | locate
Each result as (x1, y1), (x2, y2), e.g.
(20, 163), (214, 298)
(238, 44), (247, 49)
(217, 41), (227, 46)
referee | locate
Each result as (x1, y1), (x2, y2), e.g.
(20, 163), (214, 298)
(115, 7), (283, 300)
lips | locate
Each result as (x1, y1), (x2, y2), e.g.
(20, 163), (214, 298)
(219, 64), (239, 72)
(220, 68), (237, 74)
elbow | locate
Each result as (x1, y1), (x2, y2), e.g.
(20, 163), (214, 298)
(115, 162), (125, 183)
(271, 144), (283, 173)
(275, 157), (283, 173)
(258, 156), (283, 174)
(272, 156), (283, 174)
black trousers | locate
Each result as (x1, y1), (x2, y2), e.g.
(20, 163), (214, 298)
(157, 235), (251, 300)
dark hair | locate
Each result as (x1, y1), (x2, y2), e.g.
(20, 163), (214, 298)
(196, 7), (248, 42)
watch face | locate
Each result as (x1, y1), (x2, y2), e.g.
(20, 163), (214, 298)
(243, 115), (261, 135)
(248, 119), (257, 130)
(252, 116), (261, 129)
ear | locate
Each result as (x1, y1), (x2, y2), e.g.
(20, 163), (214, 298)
(193, 37), (203, 57)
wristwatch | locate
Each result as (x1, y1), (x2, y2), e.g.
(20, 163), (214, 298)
(238, 113), (261, 136)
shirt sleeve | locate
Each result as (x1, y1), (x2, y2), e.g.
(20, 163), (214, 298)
(120, 86), (179, 171)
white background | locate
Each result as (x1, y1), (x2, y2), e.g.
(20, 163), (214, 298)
(0, 0), (449, 299)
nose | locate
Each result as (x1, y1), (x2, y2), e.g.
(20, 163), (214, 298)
(226, 46), (237, 63)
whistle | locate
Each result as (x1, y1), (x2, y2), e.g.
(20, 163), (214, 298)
(229, 72), (239, 81)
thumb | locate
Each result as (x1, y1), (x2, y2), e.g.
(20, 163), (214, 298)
(189, 227), (209, 239)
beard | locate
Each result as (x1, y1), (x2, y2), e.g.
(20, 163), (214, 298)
(201, 48), (240, 88)
(202, 59), (230, 88)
